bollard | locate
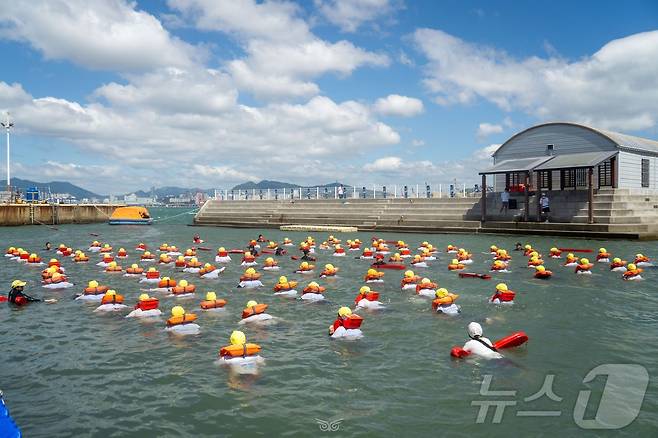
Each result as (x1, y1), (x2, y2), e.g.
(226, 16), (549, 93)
(383, 185), (387, 199)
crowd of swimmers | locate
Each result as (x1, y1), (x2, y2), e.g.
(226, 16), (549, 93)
(2, 235), (653, 362)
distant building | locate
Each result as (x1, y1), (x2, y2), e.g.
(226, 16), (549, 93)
(123, 193), (155, 206)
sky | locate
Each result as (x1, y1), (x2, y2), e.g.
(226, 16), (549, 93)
(0, 0), (657, 194)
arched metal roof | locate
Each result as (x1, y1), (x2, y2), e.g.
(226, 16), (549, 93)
(494, 122), (658, 157)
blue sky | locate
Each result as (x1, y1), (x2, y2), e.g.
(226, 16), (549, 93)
(0, 0), (657, 194)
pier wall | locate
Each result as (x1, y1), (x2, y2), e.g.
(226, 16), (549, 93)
(0, 204), (120, 226)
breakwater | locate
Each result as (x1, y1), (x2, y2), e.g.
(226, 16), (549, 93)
(0, 204), (120, 226)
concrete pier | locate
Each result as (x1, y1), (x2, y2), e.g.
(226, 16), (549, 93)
(0, 204), (120, 226)
(194, 189), (658, 239)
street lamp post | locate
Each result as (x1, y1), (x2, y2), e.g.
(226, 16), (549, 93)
(1, 112), (13, 192)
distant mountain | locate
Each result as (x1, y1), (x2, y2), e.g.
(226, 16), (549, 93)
(126, 186), (214, 198)
(231, 180), (347, 190)
(11, 178), (102, 199)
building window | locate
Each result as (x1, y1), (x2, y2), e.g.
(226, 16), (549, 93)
(546, 144), (554, 155)
(641, 159), (650, 187)
(539, 170), (552, 190)
(598, 160), (612, 187)
(506, 172), (527, 192)
(561, 169), (575, 189)
(576, 168), (588, 187)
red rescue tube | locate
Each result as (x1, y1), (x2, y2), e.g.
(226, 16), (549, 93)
(262, 249), (275, 254)
(450, 347), (471, 358)
(0, 295), (7, 302)
(558, 248), (593, 253)
(458, 272), (492, 280)
(229, 249), (245, 254)
(494, 331), (529, 349)
(196, 247), (211, 251)
(370, 263), (405, 270)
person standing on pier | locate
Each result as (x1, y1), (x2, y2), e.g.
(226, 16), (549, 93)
(499, 188), (510, 214)
(540, 193), (550, 223)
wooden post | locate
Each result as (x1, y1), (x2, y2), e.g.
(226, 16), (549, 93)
(524, 171), (530, 222)
(611, 156), (617, 188)
(536, 172), (542, 222)
(588, 167), (594, 224)
(481, 174), (487, 222)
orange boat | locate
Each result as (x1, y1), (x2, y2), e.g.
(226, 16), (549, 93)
(109, 206), (153, 225)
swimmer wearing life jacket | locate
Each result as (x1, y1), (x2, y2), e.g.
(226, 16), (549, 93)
(527, 255), (544, 267)
(165, 305), (199, 334)
(166, 245), (180, 255)
(126, 293), (162, 318)
(105, 261), (123, 273)
(17, 250), (29, 262)
(96, 289), (126, 312)
(185, 257), (202, 269)
(432, 288), (460, 314)
(534, 265), (552, 279)
(241, 251), (257, 266)
(490, 283), (515, 304)
(460, 322), (503, 359)
(172, 256), (185, 268)
(281, 237), (293, 246)
(494, 249), (511, 261)
(158, 243), (169, 252)
(490, 260), (508, 272)
(319, 242), (331, 251)
(100, 243), (113, 253)
(416, 277), (438, 297)
(125, 264), (144, 276)
(364, 268), (384, 283)
(564, 253), (578, 266)
(135, 243), (147, 252)
(193, 233), (203, 244)
(446, 244), (458, 253)
(360, 248), (374, 259)
(7, 280), (41, 306)
(83, 280), (109, 296)
(489, 245), (498, 255)
(389, 252), (403, 262)
(622, 263), (643, 281)
(199, 263), (219, 276)
(609, 258), (627, 272)
(634, 254), (651, 265)
(200, 291), (226, 310)
(333, 244), (346, 256)
(240, 300), (272, 324)
(596, 247), (611, 262)
(4, 246), (16, 257)
(549, 247), (562, 258)
(371, 253), (386, 266)
(400, 270), (420, 290)
(143, 267), (161, 281)
(246, 240), (259, 256)
(42, 272), (71, 287)
(354, 285), (384, 309)
(457, 249), (472, 263)
(448, 259), (465, 271)
(117, 248), (128, 258)
(89, 241), (102, 251)
(218, 330), (262, 363)
(156, 277), (177, 291)
(523, 244), (534, 256)
(348, 240), (361, 250)
(328, 307), (363, 338)
(256, 234), (267, 243)
(410, 255), (428, 268)
(73, 251), (89, 263)
(295, 261), (315, 274)
(171, 279), (196, 296)
(238, 268), (263, 289)
(97, 254), (114, 267)
(215, 247), (231, 263)
(273, 276), (297, 295)
(263, 257), (279, 270)
(575, 258), (593, 274)
(327, 235), (341, 245)
(300, 247), (316, 262)
(320, 264), (338, 278)
(420, 248), (436, 261)
(159, 253), (174, 265)
(418, 241), (430, 251)
(141, 251), (155, 261)
(27, 253), (43, 265)
(183, 248), (196, 259)
(48, 258), (61, 268)
(301, 281), (326, 300)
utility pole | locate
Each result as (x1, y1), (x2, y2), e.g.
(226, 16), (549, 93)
(1, 112), (13, 193)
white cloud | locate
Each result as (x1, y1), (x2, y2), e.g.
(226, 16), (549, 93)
(0, 0), (202, 72)
(170, 0), (389, 100)
(373, 94), (424, 117)
(363, 156), (436, 174)
(316, 0), (398, 32)
(476, 122), (503, 140)
(191, 164), (256, 182)
(411, 139), (425, 147)
(414, 28), (658, 131)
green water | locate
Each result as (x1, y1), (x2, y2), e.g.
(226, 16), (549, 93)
(1, 207), (656, 437)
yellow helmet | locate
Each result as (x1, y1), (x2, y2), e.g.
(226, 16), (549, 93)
(308, 281), (319, 288)
(245, 267), (256, 275)
(335, 244), (342, 249)
(106, 289), (117, 296)
(144, 251), (151, 256)
(139, 293), (150, 301)
(206, 291), (217, 301)
(300, 262), (309, 268)
(219, 246), (226, 252)
(103, 243), (110, 248)
(422, 241), (428, 246)
(613, 257), (621, 263)
(530, 251), (538, 258)
(230, 330), (246, 346)
(11, 280), (26, 288)
(190, 257), (198, 263)
(49, 258), (58, 263)
(404, 270), (414, 278)
(580, 258), (590, 264)
(108, 261), (117, 267)
(179, 280), (188, 287)
(496, 283), (508, 291)
(567, 253), (574, 258)
(394, 252), (400, 257)
(162, 276), (170, 281)
(451, 259), (459, 264)
(131, 263), (138, 269)
(244, 251), (252, 257)
(367, 268), (377, 276)
(536, 265), (546, 272)
(266, 257), (274, 263)
(636, 253), (644, 258)
(88, 280), (99, 288)
(204, 263), (211, 268)
(599, 248), (607, 253)
(627, 263), (637, 271)
(359, 286), (370, 294)
(148, 267), (156, 272)
(436, 288), (448, 298)
(325, 263), (334, 270)
(171, 305), (185, 317)
(246, 300), (258, 308)
(279, 276), (288, 284)
(524, 244), (531, 250)
(338, 306), (352, 317)
(490, 245), (498, 251)
(421, 277), (431, 284)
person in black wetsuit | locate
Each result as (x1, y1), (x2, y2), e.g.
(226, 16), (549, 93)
(372, 254), (385, 266)
(300, 248), (316, 262)
(256, 234), (267, 243)
(275, 247), (286, 256)
(44, 242), (52, 251)
(7, 280), (41, 305)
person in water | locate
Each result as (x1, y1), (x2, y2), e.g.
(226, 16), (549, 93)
(257, 234), (266, 242)
(193, 233), (201, 243)
(514, 242), (523, 251)
(7, 280), (41, 305)
(462, 322), (503, 359)
(301, 248), (316, 262)
(44, 242), (52, 251)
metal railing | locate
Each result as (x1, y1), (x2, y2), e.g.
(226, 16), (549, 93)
(210, 183), (486, 201)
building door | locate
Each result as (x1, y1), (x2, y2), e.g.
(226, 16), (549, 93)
(641, 159), (650, 188)
(598, 160), (613, 187)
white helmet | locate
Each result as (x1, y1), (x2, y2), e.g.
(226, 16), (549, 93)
(467, 322), (483, 338)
